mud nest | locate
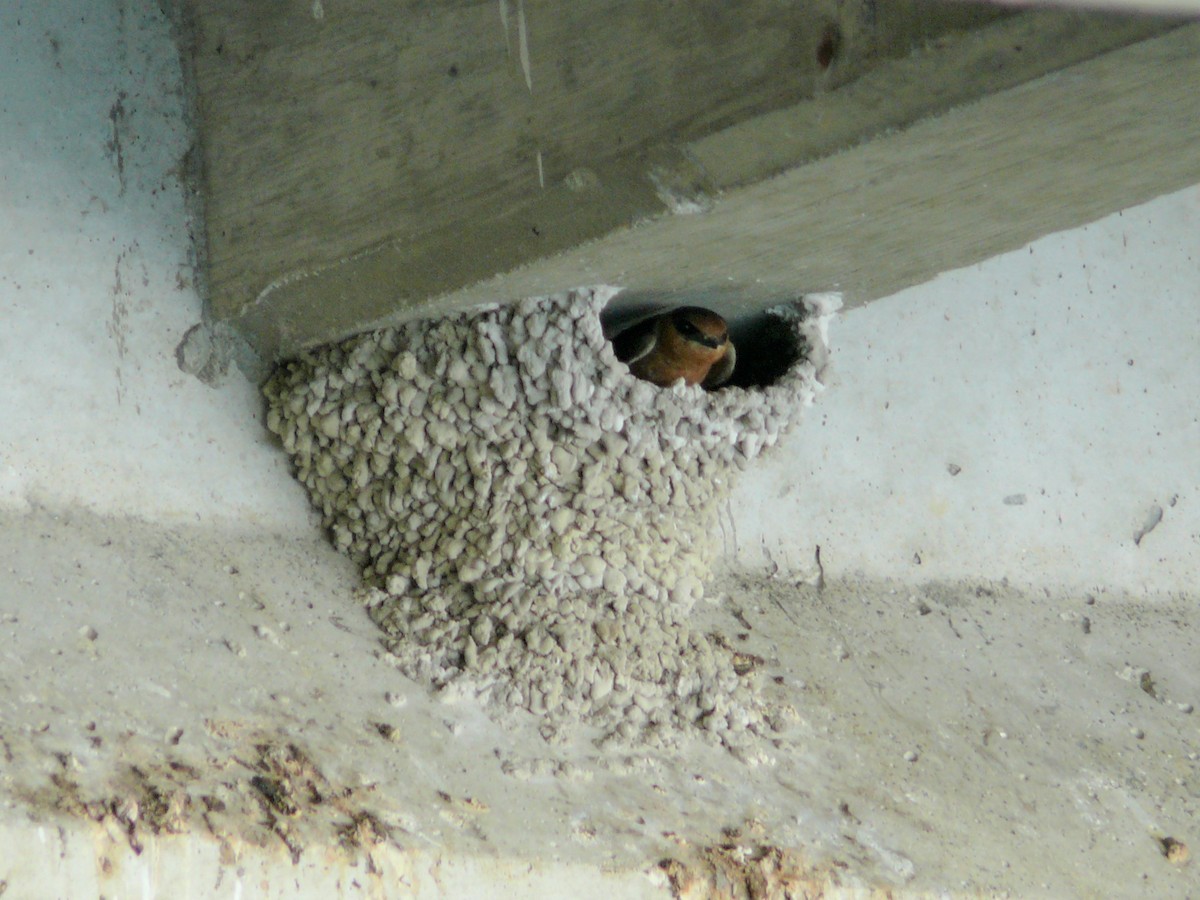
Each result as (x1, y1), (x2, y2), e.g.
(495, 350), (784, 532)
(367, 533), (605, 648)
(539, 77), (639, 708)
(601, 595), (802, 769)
(264, 287), (838, 752)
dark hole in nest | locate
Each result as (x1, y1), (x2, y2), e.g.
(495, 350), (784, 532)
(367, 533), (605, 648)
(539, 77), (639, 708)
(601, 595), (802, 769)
(724, 313), (807, 389)
(599, 294), (807, 391)
(816, 23), (841, 71)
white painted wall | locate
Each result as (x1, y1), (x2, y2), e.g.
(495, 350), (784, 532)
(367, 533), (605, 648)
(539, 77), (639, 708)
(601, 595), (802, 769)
(730, 188), (1200, 594)
(0, 0), (312, 534)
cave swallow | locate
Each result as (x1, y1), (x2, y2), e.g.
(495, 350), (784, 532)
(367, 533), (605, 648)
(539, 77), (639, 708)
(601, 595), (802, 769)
(611, 306), (735, 389)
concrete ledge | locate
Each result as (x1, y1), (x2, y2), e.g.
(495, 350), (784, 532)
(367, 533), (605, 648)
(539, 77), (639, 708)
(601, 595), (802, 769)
(0, 824), (669, 899)
(2, 504), (1194, 897)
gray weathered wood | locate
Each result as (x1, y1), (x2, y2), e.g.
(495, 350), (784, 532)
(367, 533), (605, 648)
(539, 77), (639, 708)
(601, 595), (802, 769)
(176, 0), (1189, 357)
(188, 0), (1006, 325)
(240, 21), (1197, 355)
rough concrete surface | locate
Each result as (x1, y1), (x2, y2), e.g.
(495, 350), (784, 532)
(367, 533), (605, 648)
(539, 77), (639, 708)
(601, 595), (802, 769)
(0, 506), (1195, 897)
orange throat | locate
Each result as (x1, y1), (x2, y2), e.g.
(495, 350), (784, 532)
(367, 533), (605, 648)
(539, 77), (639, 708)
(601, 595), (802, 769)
(631, 323), (728, 386)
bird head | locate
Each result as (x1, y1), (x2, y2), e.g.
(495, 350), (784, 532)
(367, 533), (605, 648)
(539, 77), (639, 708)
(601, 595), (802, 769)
(667, 307), (729, 350)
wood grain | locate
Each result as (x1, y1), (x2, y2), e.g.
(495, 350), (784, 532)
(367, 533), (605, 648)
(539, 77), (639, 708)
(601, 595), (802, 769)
(176, 1), (1189, 356)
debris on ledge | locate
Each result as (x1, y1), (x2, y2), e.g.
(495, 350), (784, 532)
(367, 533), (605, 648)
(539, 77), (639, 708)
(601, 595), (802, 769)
(264, 287), (840, 753)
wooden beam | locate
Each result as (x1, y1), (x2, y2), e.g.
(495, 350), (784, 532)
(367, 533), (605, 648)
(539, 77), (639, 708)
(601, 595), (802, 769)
(179, 1), (1189, 357)
(1007, 0), (1200, 14)
(264, 23), (1198, 353)
(187, 0), (1006, 344)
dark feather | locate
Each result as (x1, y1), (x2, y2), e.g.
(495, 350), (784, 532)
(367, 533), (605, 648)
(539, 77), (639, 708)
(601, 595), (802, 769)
(610, 316), (659, 365)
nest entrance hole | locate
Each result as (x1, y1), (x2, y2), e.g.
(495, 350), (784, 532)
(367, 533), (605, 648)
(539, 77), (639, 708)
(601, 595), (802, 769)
(599, 291), (807, 390)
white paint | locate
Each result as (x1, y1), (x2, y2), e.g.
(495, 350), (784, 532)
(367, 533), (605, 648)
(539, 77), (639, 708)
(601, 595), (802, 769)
(517, 0), (533, 93)
(731, 187), (1200, 594)
(536, 149), (545, 188)
(499, 0), (511, 54)
(0, 1), (315, 534)
(0, 821), (666, 900)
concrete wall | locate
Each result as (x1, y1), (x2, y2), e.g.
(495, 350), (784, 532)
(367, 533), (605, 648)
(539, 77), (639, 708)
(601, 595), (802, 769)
(0, 0), (307, 532)
(730, 188), (1200, 595)
(2, 0), (1197, 896)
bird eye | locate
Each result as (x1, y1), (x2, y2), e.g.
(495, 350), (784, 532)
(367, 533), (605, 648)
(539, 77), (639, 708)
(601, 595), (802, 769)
(677, 319), (702, 340)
